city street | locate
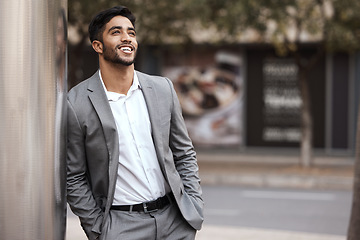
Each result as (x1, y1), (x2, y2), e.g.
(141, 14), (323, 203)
(66, 185), (352, 240)
(202, 185), (352, 236)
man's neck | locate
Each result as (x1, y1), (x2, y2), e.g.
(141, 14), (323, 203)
(99, 61), (134, 94)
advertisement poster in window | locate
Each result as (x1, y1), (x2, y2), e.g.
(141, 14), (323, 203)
(163, 51), (244, 148)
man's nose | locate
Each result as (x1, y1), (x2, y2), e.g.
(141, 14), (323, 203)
(121, 33), (131, 42)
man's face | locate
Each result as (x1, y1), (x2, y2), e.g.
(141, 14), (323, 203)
(101, 15), (138, 66)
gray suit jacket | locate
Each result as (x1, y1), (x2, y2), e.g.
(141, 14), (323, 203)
(67, 70), (204, 239)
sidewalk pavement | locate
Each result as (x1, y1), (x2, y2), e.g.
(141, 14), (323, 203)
(66, 218), (346, 240)
(197, 152), (355, 190)
(66, 152), (355, 240)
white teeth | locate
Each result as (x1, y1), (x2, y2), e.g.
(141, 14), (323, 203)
(120, 47), (132, 53)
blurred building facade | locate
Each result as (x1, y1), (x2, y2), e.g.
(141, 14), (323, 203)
(69, 43), (360, 156)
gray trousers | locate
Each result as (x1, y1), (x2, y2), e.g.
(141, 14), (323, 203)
(100, 202), (196, 240)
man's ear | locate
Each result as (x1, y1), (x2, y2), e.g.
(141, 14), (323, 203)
(92, 40), (103, 54)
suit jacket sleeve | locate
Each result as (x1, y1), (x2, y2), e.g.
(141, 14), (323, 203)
(67, 99), (103, 240)
(167, 79), (204, 213)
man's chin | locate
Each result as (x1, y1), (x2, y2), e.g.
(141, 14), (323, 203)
(106, 58), (135, 66)
(119, 60), (135, 66)
(117, 55), (136, 66)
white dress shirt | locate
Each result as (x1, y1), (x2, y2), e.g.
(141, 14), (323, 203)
(99, 71), (170, 205)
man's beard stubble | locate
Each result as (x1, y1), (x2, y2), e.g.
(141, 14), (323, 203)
(103, 43), (136, 66)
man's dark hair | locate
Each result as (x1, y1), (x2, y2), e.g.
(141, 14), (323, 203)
(88, 6), (136, 43)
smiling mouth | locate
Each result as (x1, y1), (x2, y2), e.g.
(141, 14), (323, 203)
(119, 46), (133, 54)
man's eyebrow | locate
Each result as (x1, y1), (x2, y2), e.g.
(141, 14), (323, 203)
(108, 26), (136, 33)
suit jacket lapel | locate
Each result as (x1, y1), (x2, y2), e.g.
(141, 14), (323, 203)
(137, 72), (166, 173)
(87, 71), (119, 207)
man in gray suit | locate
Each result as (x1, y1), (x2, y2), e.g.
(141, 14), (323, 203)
(67, 6), (204, 240)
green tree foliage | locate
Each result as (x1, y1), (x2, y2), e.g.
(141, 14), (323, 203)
(196, 0), (360, 51)
(328, 0), (360, 51)
(69, 0), (360, 49)
(69, 0), (201, 45)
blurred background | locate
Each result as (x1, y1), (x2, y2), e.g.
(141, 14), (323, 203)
(66, 0), (360, 239)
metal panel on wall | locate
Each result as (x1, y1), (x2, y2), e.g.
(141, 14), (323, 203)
(331, 53), (350, 149)
(0, 0), (67, 239)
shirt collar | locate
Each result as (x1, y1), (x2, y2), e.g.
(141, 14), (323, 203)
(99, 70), (141, 101)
